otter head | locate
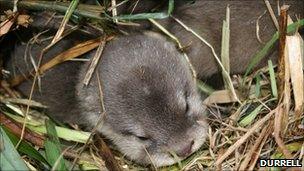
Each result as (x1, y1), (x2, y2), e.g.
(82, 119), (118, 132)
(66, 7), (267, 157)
(77, 33), (208, 167)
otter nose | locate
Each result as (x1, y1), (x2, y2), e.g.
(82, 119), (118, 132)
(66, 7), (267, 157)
(177, 140), (194, 158)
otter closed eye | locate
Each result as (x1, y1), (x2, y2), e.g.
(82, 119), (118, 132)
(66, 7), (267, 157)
(182, 91), (190, 113)
(136, 136), (150, 141)
(122, 130), (150, 141)
(185, 102), (189, 114)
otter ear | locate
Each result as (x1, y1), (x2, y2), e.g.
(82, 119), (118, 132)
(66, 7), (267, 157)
(185, 91), (207, 118)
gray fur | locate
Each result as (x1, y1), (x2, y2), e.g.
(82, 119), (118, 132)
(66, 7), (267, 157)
(7, 0), (304, 167)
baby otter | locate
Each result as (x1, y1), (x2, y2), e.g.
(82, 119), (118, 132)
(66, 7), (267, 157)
(8, 31), (208, 166)
(5, 0), (303, 168)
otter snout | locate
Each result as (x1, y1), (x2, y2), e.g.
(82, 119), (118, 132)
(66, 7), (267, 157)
(133, 119), (208, 167)
(177, 140), (194, 158)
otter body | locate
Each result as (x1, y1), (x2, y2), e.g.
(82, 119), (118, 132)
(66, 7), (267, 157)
(160, 0), (303, 78)
(120, 0), (303, 78)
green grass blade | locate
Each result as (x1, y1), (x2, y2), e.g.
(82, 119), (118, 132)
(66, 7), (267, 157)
(44, 120), (67, 171)
(221, 9), (230, 89)
(197, 79), (215, 95)
(3, 112), (90, 143)
(27, 124), (90, 143)
(0, 127), (29, 171)
(245, 19), (304, 76)
(113, 0), (174, 20)
(255, 74), (261, 98)
(167, 0), (174, 14)
(268, 60), (278, 99)
(239, 98), (276, 127)
(245, 32), (278, 77)
(239, 104), (264, 127)
(113, 12), (169, 20)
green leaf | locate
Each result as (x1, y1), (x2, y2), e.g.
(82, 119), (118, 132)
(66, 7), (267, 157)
(0, 127), (29, 171)
(78, 160), (100, 170)
(44, 119), (67, 171)
(239, 104), (264, 127)
(1, 126), (50, 167)
(271, 142), (302, 159)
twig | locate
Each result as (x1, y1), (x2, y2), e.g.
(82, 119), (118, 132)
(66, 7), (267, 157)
(277, 5), (288, 99)
(0, 113), (45, 147)
(111, 0), (118, 23)
(274, 105), (293, 158)
(15, 51), (44, 148)
(94, 134), (122, 171)
(238, 122), (272, 170)
(13, 0), (18, 12)
(83, 37), (106, 86)
(214, 106), (279, 166)
(52, 0), (79, 43)
(256, 10), (267, 44)
(264, 0), (279, 30)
